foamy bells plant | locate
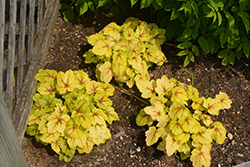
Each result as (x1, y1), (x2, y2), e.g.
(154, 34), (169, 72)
(83, 17), (166, 88)
(26, 69), (119, 162)
(135, 75), (232, 167)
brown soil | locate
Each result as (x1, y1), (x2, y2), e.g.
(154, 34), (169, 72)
(22, 7), (250, 167)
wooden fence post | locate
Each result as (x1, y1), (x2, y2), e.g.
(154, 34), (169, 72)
(0, 94), (28, 167)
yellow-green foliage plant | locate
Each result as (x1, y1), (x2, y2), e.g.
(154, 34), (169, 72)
(83, 17), (166, 88)
(26, 69), (119, 162)
(135, 75), (232, 167)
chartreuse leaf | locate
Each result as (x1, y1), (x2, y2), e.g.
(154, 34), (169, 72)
(35, 69), (57, 83)
(40, 131), (61, 143)
(37, 78), (56, 96)
(179, 116), (201, 133)
(190, 145), (211, 167)
(26, 124), (38, 136)
(169, 103), (190, 120)
(215, 91), (232, 109)
(150, 95), (168, 105)
(135, 22), (152, 41)
(88, 124), (111, 145)
(56, 70), (79, 94)
(210, 122), (226, 144)
(155, 75), (174, 96)
(128, 56), (148, 75)
(94, 93), (112, 109)
(112, 51), (127, 76)
(187, 85), (199, 100)
(173, 131), (190, 144)
(192, 127), (213, 144)
(87, 33), (104, 46)
(178, 140), (191, 155)
(86, 80), (103, 95)
(97, 62), (113, 83)
(90, 107), (108, 125)
(144, 102), (165, 121)
(200, 114), (213, 127)
(136, 109), (153, 126)
(203, 97), (221, 115)
(75, 70), (91, 89)
(47, 112), (70, 134)
(104, 107), (119, 124)
(165, 134), (180, 156)
(145, 126), (162, 146)
(156, 114), (170, 128)
(64, 119), (84, 138)
(191, 97), (205, 110)
(101, 83), (115, 96)
(92, 40), (112, 58)
(77, 136), (94, 154)
(136, 79), (156, 98)
(169, 120), (183, 135)
(103, 22), (120, 37)
(171, 87), (188, 104)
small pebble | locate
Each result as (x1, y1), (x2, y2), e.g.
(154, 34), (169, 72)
(227, 133), (233, 140)
(238, 153), (244, 157)
(136, 147), (141, 152)
(232, 140), (236, 145)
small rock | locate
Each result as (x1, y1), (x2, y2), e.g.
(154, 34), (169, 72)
(136, 146), (141, 152)
(227, 133), (233, 140)
(238, 153), (244, 157)
(232, 140), (236, 145)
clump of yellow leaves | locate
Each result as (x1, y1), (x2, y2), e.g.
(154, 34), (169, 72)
(83, 17), (166, 88)
(26, 69), (119, 162)
(135, 75), (232, 167)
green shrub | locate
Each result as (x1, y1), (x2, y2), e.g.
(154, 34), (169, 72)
(83, 17), (167, 88)
(26, 69), (119, 162)
(135, 75), (232, 167)
(146, 0), (250, 66)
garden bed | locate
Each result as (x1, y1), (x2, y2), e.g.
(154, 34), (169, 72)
(22, 8), (250, 167)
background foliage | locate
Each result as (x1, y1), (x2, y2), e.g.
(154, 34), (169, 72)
(60, 0), (250, 66)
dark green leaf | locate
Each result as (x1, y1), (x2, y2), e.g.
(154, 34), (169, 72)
(239, 0), (249, 11)
(224, 11), (235, 31)
(166, 24), (175, 39)
(88, 1), (98, 13)
(228, 51), (235, 65)
(177, 50), (189, 56)
(191, 1), (198, 17)
(235, 49), (242, 60)
(160, 15), (170, 28)
(76, 0), (86, 5)
(110, 5), (119, 16)
(207, 38), (215, 53)
(222, 57), (228, 65)
(79, 2), (88, 16)
(198, 36), (209, 52)
(218, 53), (228, 58)
(62, 7), (74, 22)
(130, 0), (138, 7)
(177, 42), (192, 49)
(141, 0), (154, 9)
(170, 8), (180, 20)
(60, 3), (69, 10)
(97, 0), (109, 8)
(188, 51), (195, 62)
(217, 12), (222, 26)
(231, 6), (238, 12)
(213, 27), (225, 36)
(220, 31), (228, 47)
(192, 45), (199, 56)
(243, 46), (249, 58)
(239, 12), (250, 33)
(187, 17), (195, 28)
(184, 54), (190, 66)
